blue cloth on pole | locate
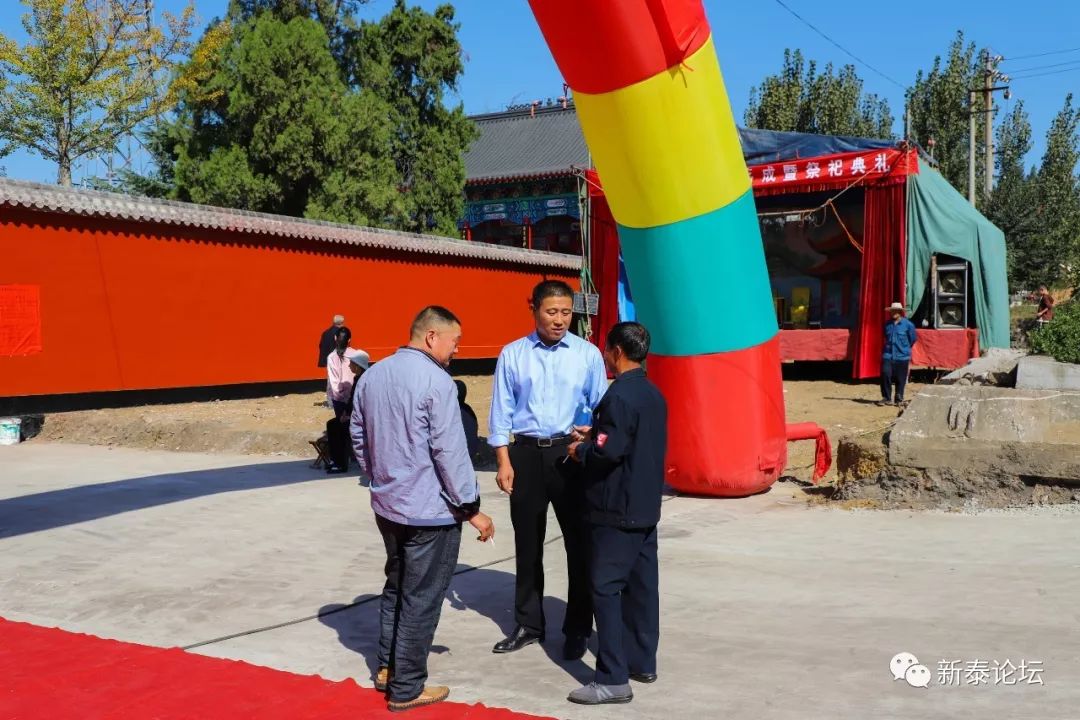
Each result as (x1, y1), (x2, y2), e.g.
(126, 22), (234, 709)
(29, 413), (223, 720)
(617, 253), (636, 322)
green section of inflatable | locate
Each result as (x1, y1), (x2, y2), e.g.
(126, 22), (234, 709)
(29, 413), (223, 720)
(618, 191), (777, 357)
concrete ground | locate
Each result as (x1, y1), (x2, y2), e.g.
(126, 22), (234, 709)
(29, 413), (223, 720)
(2, 443), (1079, 719)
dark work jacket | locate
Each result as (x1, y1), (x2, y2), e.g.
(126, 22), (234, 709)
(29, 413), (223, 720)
(579, 367), (668, 529)
(318, 325), (351, 367)
(318, 326), (337, 368)
(460, 401), (480, 458)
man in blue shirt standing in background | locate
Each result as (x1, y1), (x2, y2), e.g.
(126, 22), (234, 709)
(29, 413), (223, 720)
(880, 302), (918, 407)
(489, 280), (607, 660)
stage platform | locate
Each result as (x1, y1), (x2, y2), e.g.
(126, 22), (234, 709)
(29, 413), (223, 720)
(778, 328), (979, 369)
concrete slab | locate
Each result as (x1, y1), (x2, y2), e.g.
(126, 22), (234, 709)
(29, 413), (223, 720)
(889, 385), (1080, 481)
(1017, 355), (1080, 391)
(2, 442), (1080, 719)
(940, 348), (1025, 386)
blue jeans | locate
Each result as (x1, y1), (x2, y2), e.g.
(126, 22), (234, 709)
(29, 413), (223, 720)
(590, 524), (660, 686)
(881, 359), (910, 402)
(375, 514), (461, 702)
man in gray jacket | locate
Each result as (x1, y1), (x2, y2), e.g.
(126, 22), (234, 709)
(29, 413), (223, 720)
(351, 305), (495, 713)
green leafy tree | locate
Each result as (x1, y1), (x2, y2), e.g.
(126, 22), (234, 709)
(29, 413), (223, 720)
(985, 102), (1039, 290)
(908, 32), (988, 202)
(144, 0), (473, 236)
(349, 0), (476, 235)
(1030, 95), (1080, 289)
(170, 13), (397, 224)
(1030, 298), (1080, 363)
(226, 0), (365, 68)
(745, 49), (894, 138)
(0, 0), (202, 186)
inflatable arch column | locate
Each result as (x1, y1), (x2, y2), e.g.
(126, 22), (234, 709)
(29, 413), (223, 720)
(529, 0), (788, 496)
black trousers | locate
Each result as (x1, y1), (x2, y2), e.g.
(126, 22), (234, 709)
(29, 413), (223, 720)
(508, 443), (592, 637)
(326, 417), (350, 470)
(591, 524), (660, 686)
(880, 359), (911, 402)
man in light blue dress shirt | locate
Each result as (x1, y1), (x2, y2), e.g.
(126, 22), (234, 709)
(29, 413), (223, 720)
(489, 280), (607, 660)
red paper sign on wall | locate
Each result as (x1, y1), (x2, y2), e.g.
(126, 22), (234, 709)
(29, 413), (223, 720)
(0, 285), (43, 356)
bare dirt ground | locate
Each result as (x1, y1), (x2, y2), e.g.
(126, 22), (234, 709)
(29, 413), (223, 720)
(36, 372), (918, 486)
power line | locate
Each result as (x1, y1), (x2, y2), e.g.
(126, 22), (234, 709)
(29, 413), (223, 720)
(771, 0), (906, 90)
(1004, 58), (1080, 75)
(1002, 46), (1080, 62)
(1008, 66), (1080, 82)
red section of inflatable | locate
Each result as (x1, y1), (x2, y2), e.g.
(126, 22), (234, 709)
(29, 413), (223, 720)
(527, 0), (709, 94)
(0, 617), (553, 720)
(649, 338), (788, 497)
(785, 422), (832, 483)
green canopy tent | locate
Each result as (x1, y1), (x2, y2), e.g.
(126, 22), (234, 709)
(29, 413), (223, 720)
(906, 157), (1010, 351)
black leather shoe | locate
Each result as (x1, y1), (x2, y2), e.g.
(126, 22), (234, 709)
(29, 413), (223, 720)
(563, 634), (588, 661)
(630, 673), (658, 684)
(492, 626), (544, 654)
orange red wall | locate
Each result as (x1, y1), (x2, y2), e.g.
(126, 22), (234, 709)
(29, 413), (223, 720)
(0, 209), (576, 398)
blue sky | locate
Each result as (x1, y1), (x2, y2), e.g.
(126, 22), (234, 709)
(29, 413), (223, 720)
(1, 0), (1076, 184)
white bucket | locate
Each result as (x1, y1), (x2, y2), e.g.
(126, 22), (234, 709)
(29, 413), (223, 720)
(0, 417), (22, 446)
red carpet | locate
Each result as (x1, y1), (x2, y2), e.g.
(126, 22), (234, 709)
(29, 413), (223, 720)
(0, 618), (553, 719)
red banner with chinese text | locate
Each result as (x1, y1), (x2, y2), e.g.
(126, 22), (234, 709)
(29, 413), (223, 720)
(749, 148), (916, 194)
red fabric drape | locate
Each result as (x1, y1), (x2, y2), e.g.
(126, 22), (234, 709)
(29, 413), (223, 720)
(911, 328), (980, 368)
(589, 178), (621, 352)
(853, 183), (907, 379)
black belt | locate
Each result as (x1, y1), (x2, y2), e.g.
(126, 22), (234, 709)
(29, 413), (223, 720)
(513, 434), (573, 448)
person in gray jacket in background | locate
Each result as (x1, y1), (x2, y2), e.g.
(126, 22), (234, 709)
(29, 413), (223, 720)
(351, 305), (495, 713)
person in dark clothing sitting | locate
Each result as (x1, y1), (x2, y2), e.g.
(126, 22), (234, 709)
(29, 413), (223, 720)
(455, 380), (480, 459)
(566, 321), (668, 707)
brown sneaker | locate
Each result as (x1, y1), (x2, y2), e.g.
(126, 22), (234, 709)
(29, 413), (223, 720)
(387, 686), (450, 713)
(374, 667), (391, 692)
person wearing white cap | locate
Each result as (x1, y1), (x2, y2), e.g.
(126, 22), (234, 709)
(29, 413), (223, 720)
(326, 349), (370, 474)
(880, 302), (918, 407)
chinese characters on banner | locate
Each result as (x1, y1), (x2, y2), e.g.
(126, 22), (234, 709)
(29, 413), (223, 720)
(749, 149), (910, 190)
(0, 285), (43, 356)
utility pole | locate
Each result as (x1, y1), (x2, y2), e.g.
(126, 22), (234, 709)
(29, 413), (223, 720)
(984, 52), (995, 199)
(967, 51), (1011, 206)
(968, 89), (977, 205)
(905, 104), (911, 144)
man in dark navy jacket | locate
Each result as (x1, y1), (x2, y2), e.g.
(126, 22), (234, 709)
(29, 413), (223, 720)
(566, 322), (667, 706)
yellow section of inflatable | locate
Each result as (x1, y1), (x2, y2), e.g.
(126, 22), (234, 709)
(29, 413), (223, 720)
(573, 36), (751, 229)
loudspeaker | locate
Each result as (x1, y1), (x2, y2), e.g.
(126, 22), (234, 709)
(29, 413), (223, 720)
(935, 262), (968, 328)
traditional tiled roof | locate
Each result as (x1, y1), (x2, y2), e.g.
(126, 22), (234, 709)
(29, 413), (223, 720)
(464, 105), (898, 183)
(465, 105), (589, 184)
(0, 177), (580, 270)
